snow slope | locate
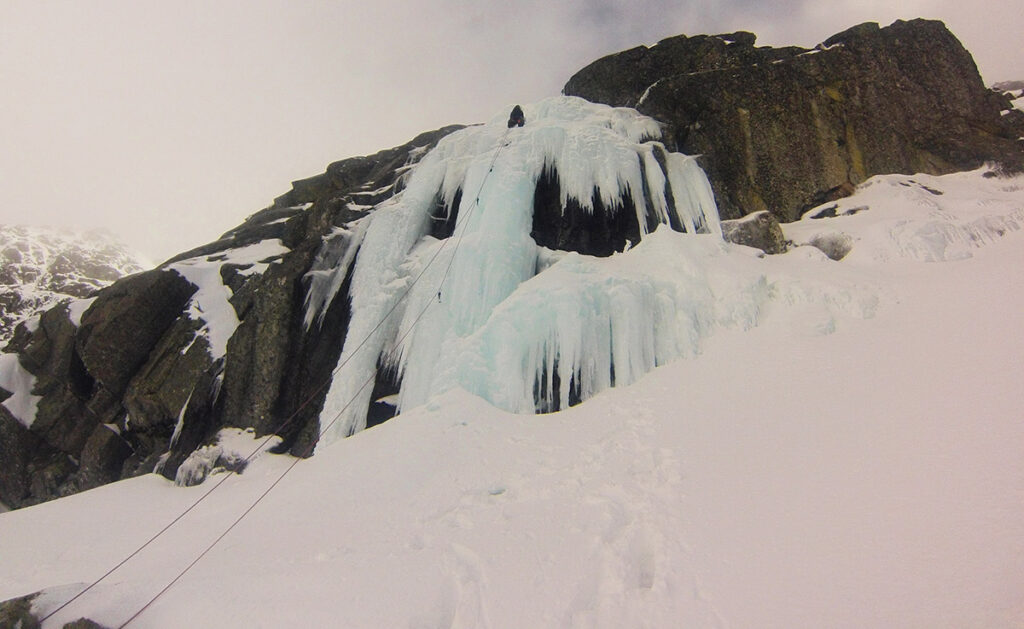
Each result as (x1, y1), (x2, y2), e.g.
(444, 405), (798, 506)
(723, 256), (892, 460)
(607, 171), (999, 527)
(1, 168), (1022, 628)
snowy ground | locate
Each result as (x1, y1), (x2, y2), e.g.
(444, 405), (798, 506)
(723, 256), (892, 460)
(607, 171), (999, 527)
(1, 168), (1023, 628)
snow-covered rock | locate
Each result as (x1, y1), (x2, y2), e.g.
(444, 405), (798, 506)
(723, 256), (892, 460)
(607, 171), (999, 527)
(720, 210), (788, 254)
(787, 169), (1024, 263)
(173, 427), (281, 487)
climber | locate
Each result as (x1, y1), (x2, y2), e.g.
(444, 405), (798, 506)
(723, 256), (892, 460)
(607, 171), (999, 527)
(507, 105), (525, 128)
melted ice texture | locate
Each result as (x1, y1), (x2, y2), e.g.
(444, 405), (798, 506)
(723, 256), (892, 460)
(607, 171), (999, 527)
(315, 96), (722, 444)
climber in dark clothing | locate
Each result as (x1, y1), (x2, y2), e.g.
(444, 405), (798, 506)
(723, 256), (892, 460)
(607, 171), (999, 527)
(507, 105), (525, 128)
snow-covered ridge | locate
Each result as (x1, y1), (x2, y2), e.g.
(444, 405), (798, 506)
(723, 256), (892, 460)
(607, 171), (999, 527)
(787, 169), (1024, 263)
(0, 225), (147, 344)
(993, 81), (1024, 113)
(315, 96), (721, 443)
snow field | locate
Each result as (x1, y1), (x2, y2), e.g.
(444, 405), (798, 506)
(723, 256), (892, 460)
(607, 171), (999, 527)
(1, 167), (1022, 627)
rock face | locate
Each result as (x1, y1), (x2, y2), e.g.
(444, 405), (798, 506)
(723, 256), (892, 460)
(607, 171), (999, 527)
(0, 126), (462, 508)
(564, 19), (1024, 222)
(2, 19), (1020, 509)
(0, 226), (146, 344)
(0, 592), (40, 628)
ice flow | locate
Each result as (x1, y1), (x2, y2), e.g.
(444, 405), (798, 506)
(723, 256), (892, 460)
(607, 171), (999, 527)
(313, 96), (722, 444)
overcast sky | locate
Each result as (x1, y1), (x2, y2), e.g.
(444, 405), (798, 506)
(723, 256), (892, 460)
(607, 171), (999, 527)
(2, 1), (1021, 262)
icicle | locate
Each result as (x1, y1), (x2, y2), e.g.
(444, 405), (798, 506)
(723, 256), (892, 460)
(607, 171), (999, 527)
(642, 146), (671, 227)
(169, 388), (193, 451)
(665, 153), (721, 235)
(302, 222), (368, 330)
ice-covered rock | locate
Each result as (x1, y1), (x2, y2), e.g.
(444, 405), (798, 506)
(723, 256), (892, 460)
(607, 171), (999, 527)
(317, 96), (721, 443)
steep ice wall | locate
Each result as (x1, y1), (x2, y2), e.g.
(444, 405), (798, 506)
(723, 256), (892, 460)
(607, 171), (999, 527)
(314, 96), (721, 444)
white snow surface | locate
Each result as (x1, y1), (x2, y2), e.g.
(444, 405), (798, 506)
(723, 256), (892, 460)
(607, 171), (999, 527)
(1, 167), (1023, 628)
(319, 96), (720, 442)
(65, 297), (96, 327)
(788, 170), (1024, 263)
(168, 239), (289, 360)
(1011, 90), (1024, 112)
(0, 351), (42, 428)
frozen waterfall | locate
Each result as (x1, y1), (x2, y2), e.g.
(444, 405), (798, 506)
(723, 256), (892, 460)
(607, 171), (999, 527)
(312, 96), (722, 445)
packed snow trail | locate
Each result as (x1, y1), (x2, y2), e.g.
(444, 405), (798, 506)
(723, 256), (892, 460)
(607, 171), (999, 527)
(315, 96), (721, 443)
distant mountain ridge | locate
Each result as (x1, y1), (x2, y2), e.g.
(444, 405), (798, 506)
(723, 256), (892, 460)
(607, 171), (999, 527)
(993, 80), (1024, 92)
(0, 225), (146, 344)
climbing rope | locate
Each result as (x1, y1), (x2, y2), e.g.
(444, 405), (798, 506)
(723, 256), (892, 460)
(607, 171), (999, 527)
(437, 125), (512, 301)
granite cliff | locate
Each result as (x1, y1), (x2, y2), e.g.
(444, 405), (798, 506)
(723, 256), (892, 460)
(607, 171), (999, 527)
(564, 18), (1024, 221)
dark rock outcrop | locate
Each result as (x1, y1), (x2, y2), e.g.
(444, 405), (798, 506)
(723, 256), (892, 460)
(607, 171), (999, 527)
(0, 126), (462, 508)
(77, 270), (198, 402)
(564, 19), (1024, 222)
(0, 590), (110, 629)
(0, 592), (40, 629)
(531, 168), (644, 256)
